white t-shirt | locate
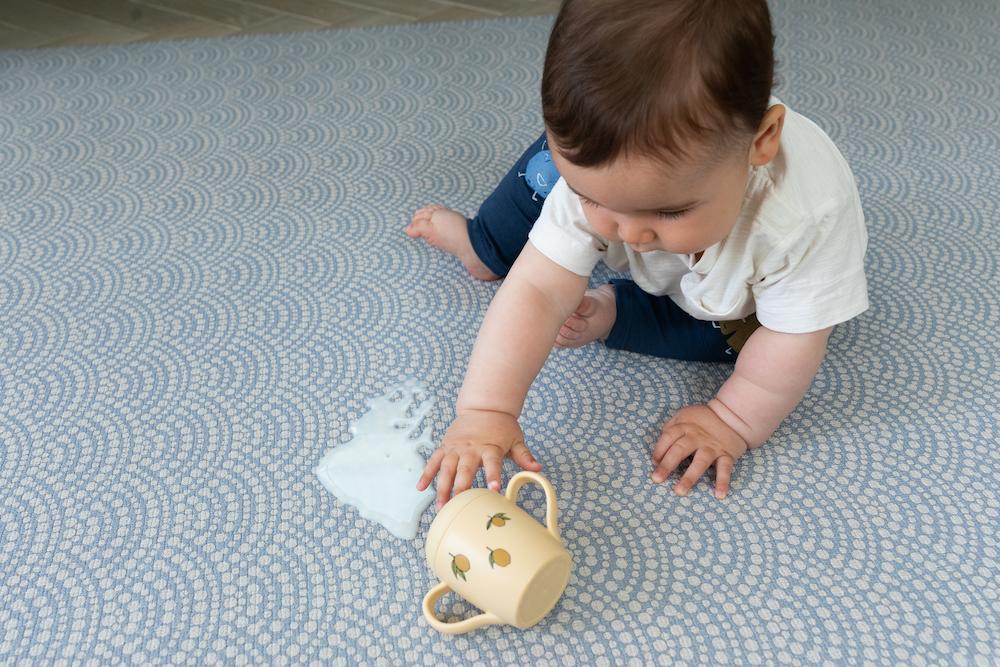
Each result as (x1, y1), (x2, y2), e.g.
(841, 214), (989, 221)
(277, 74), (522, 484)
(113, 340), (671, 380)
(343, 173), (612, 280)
(527, 100), (869, 334)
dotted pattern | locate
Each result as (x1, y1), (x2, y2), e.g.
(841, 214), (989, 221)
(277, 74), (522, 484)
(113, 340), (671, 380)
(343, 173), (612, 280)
(1, 1), (998, 664)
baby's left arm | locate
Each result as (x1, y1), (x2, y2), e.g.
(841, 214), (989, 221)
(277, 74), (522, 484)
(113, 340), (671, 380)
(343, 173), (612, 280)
(651, 325), (832, 498)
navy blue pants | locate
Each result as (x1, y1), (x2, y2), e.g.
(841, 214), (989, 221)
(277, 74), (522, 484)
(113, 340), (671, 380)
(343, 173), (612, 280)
(467, 132), (738, 363)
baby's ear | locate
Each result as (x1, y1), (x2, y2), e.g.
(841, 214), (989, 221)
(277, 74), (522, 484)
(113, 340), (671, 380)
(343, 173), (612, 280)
(749, 104), (786, 167)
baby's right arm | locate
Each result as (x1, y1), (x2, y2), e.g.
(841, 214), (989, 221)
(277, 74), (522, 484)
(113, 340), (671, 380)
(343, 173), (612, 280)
(417, 241), (588, 508)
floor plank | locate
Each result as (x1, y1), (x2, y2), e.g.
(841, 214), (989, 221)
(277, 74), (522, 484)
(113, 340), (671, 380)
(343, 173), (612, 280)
(332, 0), (466, 20)
(233, 14), (330, 36)
(38, 0), (233, 34)
(3, 0), (148, 43)
(0, 21), (47, 49)
(416, 6), (499, 24)
(230, 0), (393, 24)
(140, 0), (279, 30)
(0, 0), (558, 48)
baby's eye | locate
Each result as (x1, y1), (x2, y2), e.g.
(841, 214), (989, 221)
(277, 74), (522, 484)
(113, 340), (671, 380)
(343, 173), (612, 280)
(655, 208), (690, 220)
(579, 195), (600, 208)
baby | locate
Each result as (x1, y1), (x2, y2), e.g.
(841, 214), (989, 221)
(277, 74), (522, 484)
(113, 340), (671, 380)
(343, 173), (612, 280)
(408, 0), (868, 508)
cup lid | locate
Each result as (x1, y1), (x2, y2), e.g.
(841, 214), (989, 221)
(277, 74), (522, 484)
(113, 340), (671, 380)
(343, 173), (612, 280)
(424, 488), (492, 563)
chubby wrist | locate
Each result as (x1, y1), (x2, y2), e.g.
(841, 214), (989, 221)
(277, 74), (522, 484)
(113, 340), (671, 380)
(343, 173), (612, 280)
(456, 383), (524, 420)
(455, 404), (519, 421)
(706, 398), (757, 449)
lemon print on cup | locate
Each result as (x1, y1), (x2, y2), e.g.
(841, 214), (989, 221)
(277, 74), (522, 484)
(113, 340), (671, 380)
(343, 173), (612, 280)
(487, 547), (511, 569)
(450, 553), (470, 581)
(486, 512), (511, 529)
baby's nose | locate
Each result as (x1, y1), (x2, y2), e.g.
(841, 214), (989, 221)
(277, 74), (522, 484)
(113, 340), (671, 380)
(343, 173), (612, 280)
(616, 223), (655, 245)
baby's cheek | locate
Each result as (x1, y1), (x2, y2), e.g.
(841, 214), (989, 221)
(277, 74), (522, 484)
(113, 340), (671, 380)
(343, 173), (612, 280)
(660, 230), (712, 255)
(675, 215), (727, 251)
(585, 211), (618, 240)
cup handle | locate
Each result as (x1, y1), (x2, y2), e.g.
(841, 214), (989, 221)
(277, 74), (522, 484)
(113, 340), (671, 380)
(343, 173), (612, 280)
(505, 471), (560, 541)
(422, 582), (503, 634)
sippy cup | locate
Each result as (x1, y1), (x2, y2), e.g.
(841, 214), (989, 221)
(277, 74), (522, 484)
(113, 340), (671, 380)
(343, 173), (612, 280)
(422, 471), (572, 634)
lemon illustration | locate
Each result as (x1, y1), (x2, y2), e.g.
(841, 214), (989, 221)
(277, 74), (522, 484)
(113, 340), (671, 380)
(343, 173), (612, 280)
(450, 553), (470, 581)
(486, 512), (511, 530)
(487, 547), (511, 568)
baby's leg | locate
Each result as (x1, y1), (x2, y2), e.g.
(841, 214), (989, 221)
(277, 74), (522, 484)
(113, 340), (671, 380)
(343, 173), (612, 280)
(407, 205), (499, 281)
(560, 279), (751, 362)
(406, 132), (549, 279)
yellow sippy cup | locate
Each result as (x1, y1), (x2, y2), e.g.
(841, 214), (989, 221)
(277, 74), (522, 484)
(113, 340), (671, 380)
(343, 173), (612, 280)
(422, 471), (572, 634)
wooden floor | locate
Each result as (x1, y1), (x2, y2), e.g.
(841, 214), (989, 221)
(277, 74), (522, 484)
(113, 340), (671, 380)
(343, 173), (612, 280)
(0, 0), (559, 49)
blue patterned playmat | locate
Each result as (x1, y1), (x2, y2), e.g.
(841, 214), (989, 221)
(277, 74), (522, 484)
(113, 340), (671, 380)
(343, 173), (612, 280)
(1, 0), (998, 663)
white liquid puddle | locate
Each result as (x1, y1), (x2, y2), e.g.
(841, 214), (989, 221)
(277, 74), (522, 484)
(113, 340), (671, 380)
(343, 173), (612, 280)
(315, 379), (435, 539)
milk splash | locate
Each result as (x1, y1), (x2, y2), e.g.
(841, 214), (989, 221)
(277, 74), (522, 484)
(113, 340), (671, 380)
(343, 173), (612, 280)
(315, 379), (435, 539)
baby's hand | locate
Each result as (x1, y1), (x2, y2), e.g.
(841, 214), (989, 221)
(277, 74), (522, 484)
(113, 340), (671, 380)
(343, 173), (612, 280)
(651, 404), (748, 499)
(416, 409), (542, 510)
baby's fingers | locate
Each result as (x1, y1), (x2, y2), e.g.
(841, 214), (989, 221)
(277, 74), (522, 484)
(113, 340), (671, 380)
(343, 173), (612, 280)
(435, 454), (459, 510)
(713, 455), (734, 500)
(416, 448), (445, 491)
(651, 435), (697, 483)
(481, 447), (504, 491)
(510, 441), (542, 472)
(673, 450), (715, 496)
(652, 424), (684, 463)
(451, 451), (481, 497)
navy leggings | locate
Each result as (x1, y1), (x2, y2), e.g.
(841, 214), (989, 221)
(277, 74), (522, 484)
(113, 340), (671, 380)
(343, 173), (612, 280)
(467, 132), (737, 363)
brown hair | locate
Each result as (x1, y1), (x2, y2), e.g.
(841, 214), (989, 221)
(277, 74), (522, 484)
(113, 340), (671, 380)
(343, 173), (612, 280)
(541, 0), (775, 167)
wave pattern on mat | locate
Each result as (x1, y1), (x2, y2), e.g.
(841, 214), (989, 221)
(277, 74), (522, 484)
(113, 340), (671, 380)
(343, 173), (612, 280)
(0, 2), (998, 664)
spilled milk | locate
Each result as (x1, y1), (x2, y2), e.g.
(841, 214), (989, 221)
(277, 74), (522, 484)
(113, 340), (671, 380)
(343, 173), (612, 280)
(315, 379), (435, 539)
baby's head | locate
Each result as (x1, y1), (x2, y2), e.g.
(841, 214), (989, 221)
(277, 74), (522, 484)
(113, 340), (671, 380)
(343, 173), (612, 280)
(542, 0), (784, 254)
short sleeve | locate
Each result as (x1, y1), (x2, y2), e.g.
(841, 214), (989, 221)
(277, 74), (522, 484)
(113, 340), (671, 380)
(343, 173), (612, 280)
(527, 178), (606, 277)
(753, 195), (869, 333)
